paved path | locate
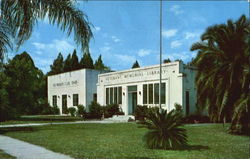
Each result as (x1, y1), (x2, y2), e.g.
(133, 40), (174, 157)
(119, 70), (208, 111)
(0, 120), (127, 128)
(0, 135), (73, 159)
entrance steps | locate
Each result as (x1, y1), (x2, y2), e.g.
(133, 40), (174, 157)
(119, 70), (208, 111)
(103, 115), (135, 122)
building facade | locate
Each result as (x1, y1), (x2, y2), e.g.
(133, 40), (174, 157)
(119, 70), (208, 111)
(47, 69), (107, 114)
(97, 61), (197, 115)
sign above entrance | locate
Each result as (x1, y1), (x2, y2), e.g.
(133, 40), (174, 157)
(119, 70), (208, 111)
(102, 64), (177, 84)
(52, 80), (78, 88)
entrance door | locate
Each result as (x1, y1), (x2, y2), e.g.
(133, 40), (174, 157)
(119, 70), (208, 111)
(62, 95), (67, 114)
(128, 85), (137, 115)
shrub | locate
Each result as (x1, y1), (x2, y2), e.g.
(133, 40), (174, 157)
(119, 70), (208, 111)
(88, 101), (102, 119)
(77, 105), (86, 118)
(68, 107), (76, 117)
(183, 115), (210, 124)
(140, 109), (188, 149)
(134, 105), (148, 121)
(104, 104), (121, 118)
(52, 105), (60, 115)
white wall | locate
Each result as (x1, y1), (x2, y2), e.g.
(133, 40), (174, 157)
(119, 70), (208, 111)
(47, 69), (105, 114)
(97, 61), (196, 115)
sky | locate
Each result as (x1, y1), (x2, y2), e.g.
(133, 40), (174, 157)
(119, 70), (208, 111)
(8, 0), (249, 73)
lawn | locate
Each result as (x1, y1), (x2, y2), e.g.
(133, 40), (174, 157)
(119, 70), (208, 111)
(0, 149), (16, 159)
(0, 123), (248, 159)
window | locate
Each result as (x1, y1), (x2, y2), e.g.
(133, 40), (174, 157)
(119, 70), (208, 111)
(110, 87), (114, 104)
(52, 95), (57, 107)
(149, 84), (153, 104)
(114, 87), (117, 104)
(143, 82), (166, 105)
(62, 95), (67, 114)
(161, 83), (166, 104)
(118, 87), (122, 104)
(106, 88), (110, 105)
(143, 84), (147, 104)
(73, 94), (79, 106)
(93, 93), (97, 102)
(154, 83), (159, 104)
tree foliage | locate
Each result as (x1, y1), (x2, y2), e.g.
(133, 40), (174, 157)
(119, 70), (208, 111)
(48, 53), (64, 75)
(80, 48), (94, 69)
(94, 55), (110, 70)
(0, 0), (92, 61)
(132, 60), (140, 69)
(163, 58), (171, 63)
(3, 52), (46, 117)
(63, 54), (72, 72)
(191, 15), (250, 134)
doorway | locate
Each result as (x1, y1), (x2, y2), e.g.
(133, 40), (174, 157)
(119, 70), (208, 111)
(128, 85), (137, 115)
(62, 95), (67, 114)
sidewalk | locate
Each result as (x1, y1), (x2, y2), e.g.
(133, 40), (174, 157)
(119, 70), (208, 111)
(0, 135), (73, 159)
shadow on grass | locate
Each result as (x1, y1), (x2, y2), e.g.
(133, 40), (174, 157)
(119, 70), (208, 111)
(0, 127), (38, 134)
(177, 144), (210, 151)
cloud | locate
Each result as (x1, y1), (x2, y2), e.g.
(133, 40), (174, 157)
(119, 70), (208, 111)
(111, 36), (121, 43)
(32, 39), (74, 54)
(163, 52), (191, 61)
(32, 42), (46, 50)
(170, 5), (184, 15)
(93, 26), (101, 33)
(184, 32), (199, 39)
(100, 46), (111, 53)
(114, 54), (136, 64)
(137, 49), (151, 57)
(170, 40), (182, 48)
(162, 29), (178, 38)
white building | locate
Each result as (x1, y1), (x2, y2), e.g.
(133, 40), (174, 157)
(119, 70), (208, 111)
(47, 69), (107, 114)
(48, 61), (197, 116)
(97, 61), (197, 116)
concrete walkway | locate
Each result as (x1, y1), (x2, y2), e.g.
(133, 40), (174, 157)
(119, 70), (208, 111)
(0, 135), (73, 159)
(0, 120), (128, 128)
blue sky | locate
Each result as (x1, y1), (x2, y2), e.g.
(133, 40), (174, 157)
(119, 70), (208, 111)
(9, 0), (249, 73)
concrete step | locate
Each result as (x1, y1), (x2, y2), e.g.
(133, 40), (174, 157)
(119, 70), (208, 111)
(104, 115), (135, 122)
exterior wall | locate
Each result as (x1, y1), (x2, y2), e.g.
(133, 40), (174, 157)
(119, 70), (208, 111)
(97, 61), (196, 116)
(85, 69), (108, 111)
(47, 69), (105, 114)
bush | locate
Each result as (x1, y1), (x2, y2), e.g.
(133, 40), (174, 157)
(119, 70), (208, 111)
(77, 105), (86, 118)
(140, 109), (188, 149)
(68, 107), (76, 117)
(183, 115), (210, 124)
(41, 102), (60, 115)
(104, 104), (122, 118)
(88, 101), (103, 119)
(134, 105), (149, 121)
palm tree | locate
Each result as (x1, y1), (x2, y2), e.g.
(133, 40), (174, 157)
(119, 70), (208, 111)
(0, 0), (92, 62)
(0, 19), (13, 63)
(191, 15), (250, 134)
(140, 109), (187, 149)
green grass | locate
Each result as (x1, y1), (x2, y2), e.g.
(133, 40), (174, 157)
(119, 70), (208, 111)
(0, 123), (248, 159)
(0, 149), (16, 159)
(0, 115), (83, 125)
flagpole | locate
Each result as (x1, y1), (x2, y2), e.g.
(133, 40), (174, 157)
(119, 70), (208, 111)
(159, 0), (162, 110)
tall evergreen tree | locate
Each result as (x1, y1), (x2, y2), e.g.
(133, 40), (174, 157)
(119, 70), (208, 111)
(94, 55), (108, 70)
(163, 58), (171, 63)
(63, 54), (72, 72)
(80, 48), (94, 69)
(71, 49), (80, 70)
(48, 53), (64, 75)
(132, 60), (140, 69)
